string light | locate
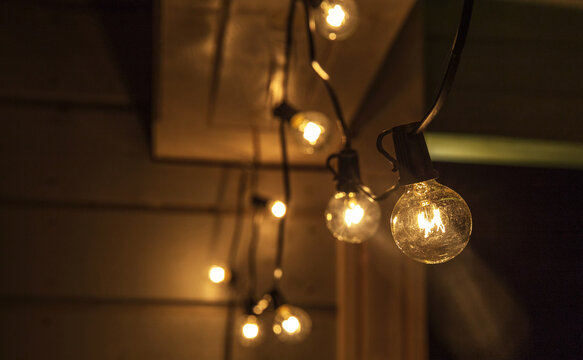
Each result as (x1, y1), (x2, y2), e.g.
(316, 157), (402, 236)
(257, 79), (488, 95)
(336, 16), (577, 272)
(314, 0), (359, 41)
(237, 313), (262, 346)
(208, 265), (231, 284)
(273, 304), (312, 342)
(325, 148), (381, 243)
(391, 180), (472, 264)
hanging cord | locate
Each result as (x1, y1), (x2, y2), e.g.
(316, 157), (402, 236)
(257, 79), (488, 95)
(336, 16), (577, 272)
(222, 167), (249, 360)
(415, 0), (474, 134)
(274, 119), (291, 286)
(300, 0), (351, 148)
(281, 0), (297, 102)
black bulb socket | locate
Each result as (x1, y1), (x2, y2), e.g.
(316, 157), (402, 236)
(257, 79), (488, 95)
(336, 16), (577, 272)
(391, 122), (438, 185)
(331, 148), (361, 194)
(273, 102), (298, 123)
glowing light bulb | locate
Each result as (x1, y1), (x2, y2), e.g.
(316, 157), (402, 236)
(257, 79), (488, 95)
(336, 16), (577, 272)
(325, 191), (381, 243)
(390, 179), (472, 264)
(290, 111), (331, 154)
(315, 0), (359, 41)
(282, 316), (300, 333)
(208, 265), (231, 284)
(270, 200), (287, 218)
(237, 314), (261, 346)
(273, 305), (311, 343)
(326, 5), (346, 27)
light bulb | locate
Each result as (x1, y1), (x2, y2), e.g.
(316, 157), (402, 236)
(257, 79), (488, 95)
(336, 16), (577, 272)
(289, 111), (331, 154)
(325, 191), (381, 243)
(390, 179), (472, 264)
(208, 265), (231, 284)
(273, 305), (311, 343)
(315, 0), (359, 41)
(269, 200), (287, 218)
(237, 314), (261, 346)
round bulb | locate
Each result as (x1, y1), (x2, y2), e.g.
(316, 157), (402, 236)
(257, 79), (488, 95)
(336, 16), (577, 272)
(238, 314), (261, 346)
(208, 265), (230, 284)
(290, 111), (331, 154)
(315, 0), (359, 41)
(325, 191), (381, 243)
(270, 200), (287, 218)
(273, 305), (311, 343)
(390, 179), (472, 264)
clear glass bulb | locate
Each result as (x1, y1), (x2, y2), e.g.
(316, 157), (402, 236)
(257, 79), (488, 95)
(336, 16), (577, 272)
(208, 265), (231, 284)
(237, 314), (261, 346)
(390, 179), (472, 264)
(289, 111), (331, 154)
(325, 191), (381, 243)
(272, 305), (311, 343)
(315, 0), (359, 41)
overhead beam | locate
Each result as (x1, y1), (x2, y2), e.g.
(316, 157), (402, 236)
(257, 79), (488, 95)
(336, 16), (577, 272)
(426, 133), (583, 169)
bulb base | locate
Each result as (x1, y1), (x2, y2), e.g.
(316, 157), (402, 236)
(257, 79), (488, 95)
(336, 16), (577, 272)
(391, 122), (438, 185)
(273, 102), (298, 123)
(327, 148), (361, 193)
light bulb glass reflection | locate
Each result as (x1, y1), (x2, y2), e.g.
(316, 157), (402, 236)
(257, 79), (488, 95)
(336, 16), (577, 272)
(237, 314), (261, 346)
(315, 0), (359, 41)
(325, 191), (381, 243)
(273, 305), (311, 343)
(270, 200), (287, 218)
(208, 265), (230, 284)
(290, 111), (331, 153)
(390, 179), (472, 264)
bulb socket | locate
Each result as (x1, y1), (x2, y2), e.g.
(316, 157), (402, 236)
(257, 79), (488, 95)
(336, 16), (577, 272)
(329, 148), (361, 193)
(273, 102), (298, 123)
(308, 0), (323, 7)
(391, 122), (438, 185)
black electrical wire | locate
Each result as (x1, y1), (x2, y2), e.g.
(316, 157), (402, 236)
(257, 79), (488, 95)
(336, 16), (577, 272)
(416, 0), (474, 134)
(300, 0), (351, 148)
(281, 0), (297, 102)
(274, 119), (291, 285)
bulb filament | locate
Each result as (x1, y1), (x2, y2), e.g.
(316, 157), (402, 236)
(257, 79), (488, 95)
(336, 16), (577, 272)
(344, 202), (364, 226)
(302, 121), (323, 145)
(326, 5), (346, 27)
(417, 208), (445, 238)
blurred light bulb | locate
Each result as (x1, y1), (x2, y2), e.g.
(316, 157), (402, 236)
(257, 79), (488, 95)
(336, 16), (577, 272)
(273, 305), (311, 342)
(270, 200), (287, 218)
(326, 5), (346, 27)
(208, 265), (231, 284)
(325, 191), (381, 243)
(290, 111), (331, 154)
(237, 314), (261, 346)
(315, 0), (359, 41)
(391, 179), (472, 264)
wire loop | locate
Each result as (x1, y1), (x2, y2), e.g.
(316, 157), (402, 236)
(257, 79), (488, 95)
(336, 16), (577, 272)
(376, 128), (399, 172)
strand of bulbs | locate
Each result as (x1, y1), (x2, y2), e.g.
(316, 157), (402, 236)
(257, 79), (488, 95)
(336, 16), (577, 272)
(207, 0), (474, 346)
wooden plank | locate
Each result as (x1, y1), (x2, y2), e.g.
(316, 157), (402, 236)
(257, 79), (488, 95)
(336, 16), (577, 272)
(0, 303), (335, 360)
(0, 206), (335, 304)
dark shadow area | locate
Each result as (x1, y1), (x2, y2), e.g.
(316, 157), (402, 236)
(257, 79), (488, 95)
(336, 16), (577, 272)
(93, 0), (154, 140)
(428, 162), (583, 359)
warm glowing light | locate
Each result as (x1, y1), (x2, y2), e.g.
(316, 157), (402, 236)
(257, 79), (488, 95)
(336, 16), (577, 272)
(311, 60), (330, 80)
(316, 0), (359, 41)
(208, 265), (228, 284)
(326, 5), (346, 27)
(344, 201), (364, 226)
(273, 305), (312, 342)
(417, 208), (445, 238)
(282, 316), (301, 334)
(325, 191), (380, 243)
(270, 201), (287, 218)
(290, 112), (331, 153)
(242, 322), (259, 339)
(391, 179), (472, 264)
(302, 122), (323, 145)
